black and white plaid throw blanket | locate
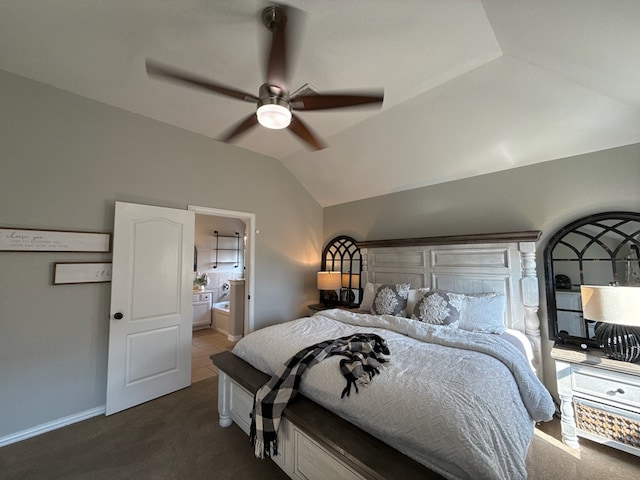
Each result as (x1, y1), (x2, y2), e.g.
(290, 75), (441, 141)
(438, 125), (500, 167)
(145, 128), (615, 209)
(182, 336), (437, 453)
(249, 333), (390, 459)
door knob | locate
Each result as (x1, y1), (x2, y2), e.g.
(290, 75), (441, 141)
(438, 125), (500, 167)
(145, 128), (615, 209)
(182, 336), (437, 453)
(113, 312), (124, 320)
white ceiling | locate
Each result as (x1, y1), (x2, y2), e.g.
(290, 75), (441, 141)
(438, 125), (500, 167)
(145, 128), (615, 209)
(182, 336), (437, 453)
(1, 0), (639, 206)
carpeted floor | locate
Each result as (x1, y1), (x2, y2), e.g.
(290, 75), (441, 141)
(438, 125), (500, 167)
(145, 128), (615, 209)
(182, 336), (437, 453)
(527, 415), (640, 480)
(0, 378), (288, 480)
(1, 377), (639, 480)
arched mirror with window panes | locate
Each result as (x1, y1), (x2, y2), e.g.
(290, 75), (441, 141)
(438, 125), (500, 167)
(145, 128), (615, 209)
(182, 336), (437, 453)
(544, 211), (640, 347)
(321, 236), (362, 307)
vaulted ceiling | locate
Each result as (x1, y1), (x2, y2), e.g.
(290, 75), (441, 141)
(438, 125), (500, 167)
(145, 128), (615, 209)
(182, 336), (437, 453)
(1, 1), (639, 206)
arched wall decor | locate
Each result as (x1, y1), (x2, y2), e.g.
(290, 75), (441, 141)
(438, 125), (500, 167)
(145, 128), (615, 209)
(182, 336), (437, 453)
(321, 235), (362, 306)
(544, 211), (640, 346)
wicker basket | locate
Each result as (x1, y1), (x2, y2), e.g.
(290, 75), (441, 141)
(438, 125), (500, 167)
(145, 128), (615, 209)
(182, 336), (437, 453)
(574, 401), (640, 449)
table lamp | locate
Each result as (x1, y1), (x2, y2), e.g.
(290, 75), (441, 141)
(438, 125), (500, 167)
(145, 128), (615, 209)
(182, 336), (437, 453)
(580, 285), (640, 362)
(317, 271), (341, 306)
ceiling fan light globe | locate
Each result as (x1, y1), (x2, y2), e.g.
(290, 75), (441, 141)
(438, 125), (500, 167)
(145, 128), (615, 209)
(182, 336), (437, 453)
(257, 104), (292, 129)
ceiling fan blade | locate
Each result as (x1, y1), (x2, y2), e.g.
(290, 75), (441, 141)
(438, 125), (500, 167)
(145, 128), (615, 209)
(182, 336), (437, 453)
(291, 91), (384, 111)
(263, 5), (288, 89)
(288, 114), (326, 151)
(219, 113), (259, 143)
(146, 60), (258, 103)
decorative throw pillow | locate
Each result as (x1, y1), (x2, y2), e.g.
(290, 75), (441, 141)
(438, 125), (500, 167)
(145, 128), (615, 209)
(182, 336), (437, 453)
(360, 282), (380, 311)
(371, 283), (410, 316)
(459, 294), (506, 334)
(411, 290), (465, 326)
(406, 287), (430, 315)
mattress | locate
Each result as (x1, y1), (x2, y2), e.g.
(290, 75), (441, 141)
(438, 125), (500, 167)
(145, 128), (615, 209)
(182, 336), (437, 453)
(232, 309), (555, 480)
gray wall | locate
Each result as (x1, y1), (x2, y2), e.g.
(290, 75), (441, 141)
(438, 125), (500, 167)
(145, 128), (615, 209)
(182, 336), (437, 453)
(324, 144), (640, 396)
(0, 70), (323, 440)
(2, 63), (639, 442)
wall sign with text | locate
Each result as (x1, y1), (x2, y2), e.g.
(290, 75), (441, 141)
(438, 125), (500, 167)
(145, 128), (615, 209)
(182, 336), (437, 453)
(0, 228), (111, 252)
(53, 262), (113, 285)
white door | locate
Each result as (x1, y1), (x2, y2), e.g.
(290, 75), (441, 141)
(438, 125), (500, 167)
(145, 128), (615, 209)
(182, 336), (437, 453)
(106, 201), (195, 415)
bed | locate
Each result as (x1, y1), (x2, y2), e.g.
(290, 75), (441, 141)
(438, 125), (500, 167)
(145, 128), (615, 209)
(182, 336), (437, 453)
(211, 231), (554, 480)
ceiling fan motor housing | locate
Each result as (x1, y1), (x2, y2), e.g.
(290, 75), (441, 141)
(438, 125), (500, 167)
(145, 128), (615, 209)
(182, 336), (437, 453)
(262, 5), (287, 32)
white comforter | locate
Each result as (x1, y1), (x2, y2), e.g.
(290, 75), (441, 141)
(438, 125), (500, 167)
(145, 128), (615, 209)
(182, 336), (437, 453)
(232, 309), (555, 480)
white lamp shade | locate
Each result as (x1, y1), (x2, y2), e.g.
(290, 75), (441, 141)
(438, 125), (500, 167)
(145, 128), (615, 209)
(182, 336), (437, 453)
(580, 285), (640, 327)
(317, 271), (341, 290)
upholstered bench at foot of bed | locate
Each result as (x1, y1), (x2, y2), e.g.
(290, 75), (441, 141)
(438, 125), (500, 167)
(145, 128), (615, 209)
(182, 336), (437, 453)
(210, 351), (445, 480)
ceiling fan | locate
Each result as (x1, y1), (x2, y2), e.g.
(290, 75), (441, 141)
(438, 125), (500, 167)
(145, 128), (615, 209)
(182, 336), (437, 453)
(145, 4), (384, 151)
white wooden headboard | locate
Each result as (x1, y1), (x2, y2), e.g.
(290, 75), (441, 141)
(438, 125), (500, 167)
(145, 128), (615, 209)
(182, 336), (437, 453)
(357, 231), (543, 381)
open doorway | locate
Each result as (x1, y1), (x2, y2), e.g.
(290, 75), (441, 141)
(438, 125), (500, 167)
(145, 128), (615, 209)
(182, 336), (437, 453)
(188, 205), (255, 336)
(188, 205), (255, 384)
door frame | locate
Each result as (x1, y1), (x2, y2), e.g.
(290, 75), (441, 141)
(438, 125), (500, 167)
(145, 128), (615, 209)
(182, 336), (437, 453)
(188, 205), (255, 335)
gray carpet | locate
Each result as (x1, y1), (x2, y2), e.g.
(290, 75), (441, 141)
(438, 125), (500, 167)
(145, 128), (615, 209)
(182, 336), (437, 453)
(527, 416), (640, 480)
(0, 378), (288, 480)
(1, 377), (639, 479)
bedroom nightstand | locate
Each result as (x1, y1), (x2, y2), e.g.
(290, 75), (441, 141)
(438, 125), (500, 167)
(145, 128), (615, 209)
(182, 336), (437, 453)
(551, 346), (640, 457)
(308, 303), (332, 315)
(308, 304), (367, 316)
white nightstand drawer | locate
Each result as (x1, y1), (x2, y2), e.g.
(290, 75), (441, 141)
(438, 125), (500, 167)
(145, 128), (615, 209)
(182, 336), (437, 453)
(573, 397), (640, 453)
(572, 366), (640, 409)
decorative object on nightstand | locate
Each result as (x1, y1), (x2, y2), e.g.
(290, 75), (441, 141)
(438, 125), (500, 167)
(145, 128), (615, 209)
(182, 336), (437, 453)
(341, 273), (360, 303)
(317, 271), (341, 306)
(581, 285), (640, 363)
(555, 274), (572, 290)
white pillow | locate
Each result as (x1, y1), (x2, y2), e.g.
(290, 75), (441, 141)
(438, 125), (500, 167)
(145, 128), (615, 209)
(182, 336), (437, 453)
(359, 282), (379, 311)
(406, 288), (429, 315)
(459, 294), (506, 334)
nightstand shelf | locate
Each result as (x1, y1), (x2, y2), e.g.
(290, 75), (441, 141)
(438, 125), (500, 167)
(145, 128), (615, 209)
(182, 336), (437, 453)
(551, 346), (640, 457)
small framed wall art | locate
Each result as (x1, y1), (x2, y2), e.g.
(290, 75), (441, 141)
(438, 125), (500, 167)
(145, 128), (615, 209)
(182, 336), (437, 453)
(0, 227), (111, 252)
(53, 262), (113, 285)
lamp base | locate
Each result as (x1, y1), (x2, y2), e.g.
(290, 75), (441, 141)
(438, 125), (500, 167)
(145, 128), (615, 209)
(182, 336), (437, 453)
(320, 290), (339, 307)
(595, 322), (640, 363)
(340, 288), (356, 304)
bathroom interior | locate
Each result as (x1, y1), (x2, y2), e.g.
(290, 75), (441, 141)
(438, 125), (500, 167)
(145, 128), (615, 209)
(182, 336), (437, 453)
(193, 213), (246, 334)
(191, 213), (246, 382)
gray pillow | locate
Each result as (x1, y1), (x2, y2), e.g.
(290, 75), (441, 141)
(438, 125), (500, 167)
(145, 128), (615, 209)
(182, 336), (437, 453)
(372, 283), (410, 316)
(459, 294), (506, 334)
(411, 290), (465, 326)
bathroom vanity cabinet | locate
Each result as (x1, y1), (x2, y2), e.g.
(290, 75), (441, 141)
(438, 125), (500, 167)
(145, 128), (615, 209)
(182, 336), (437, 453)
(192, 291), (212, 329)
